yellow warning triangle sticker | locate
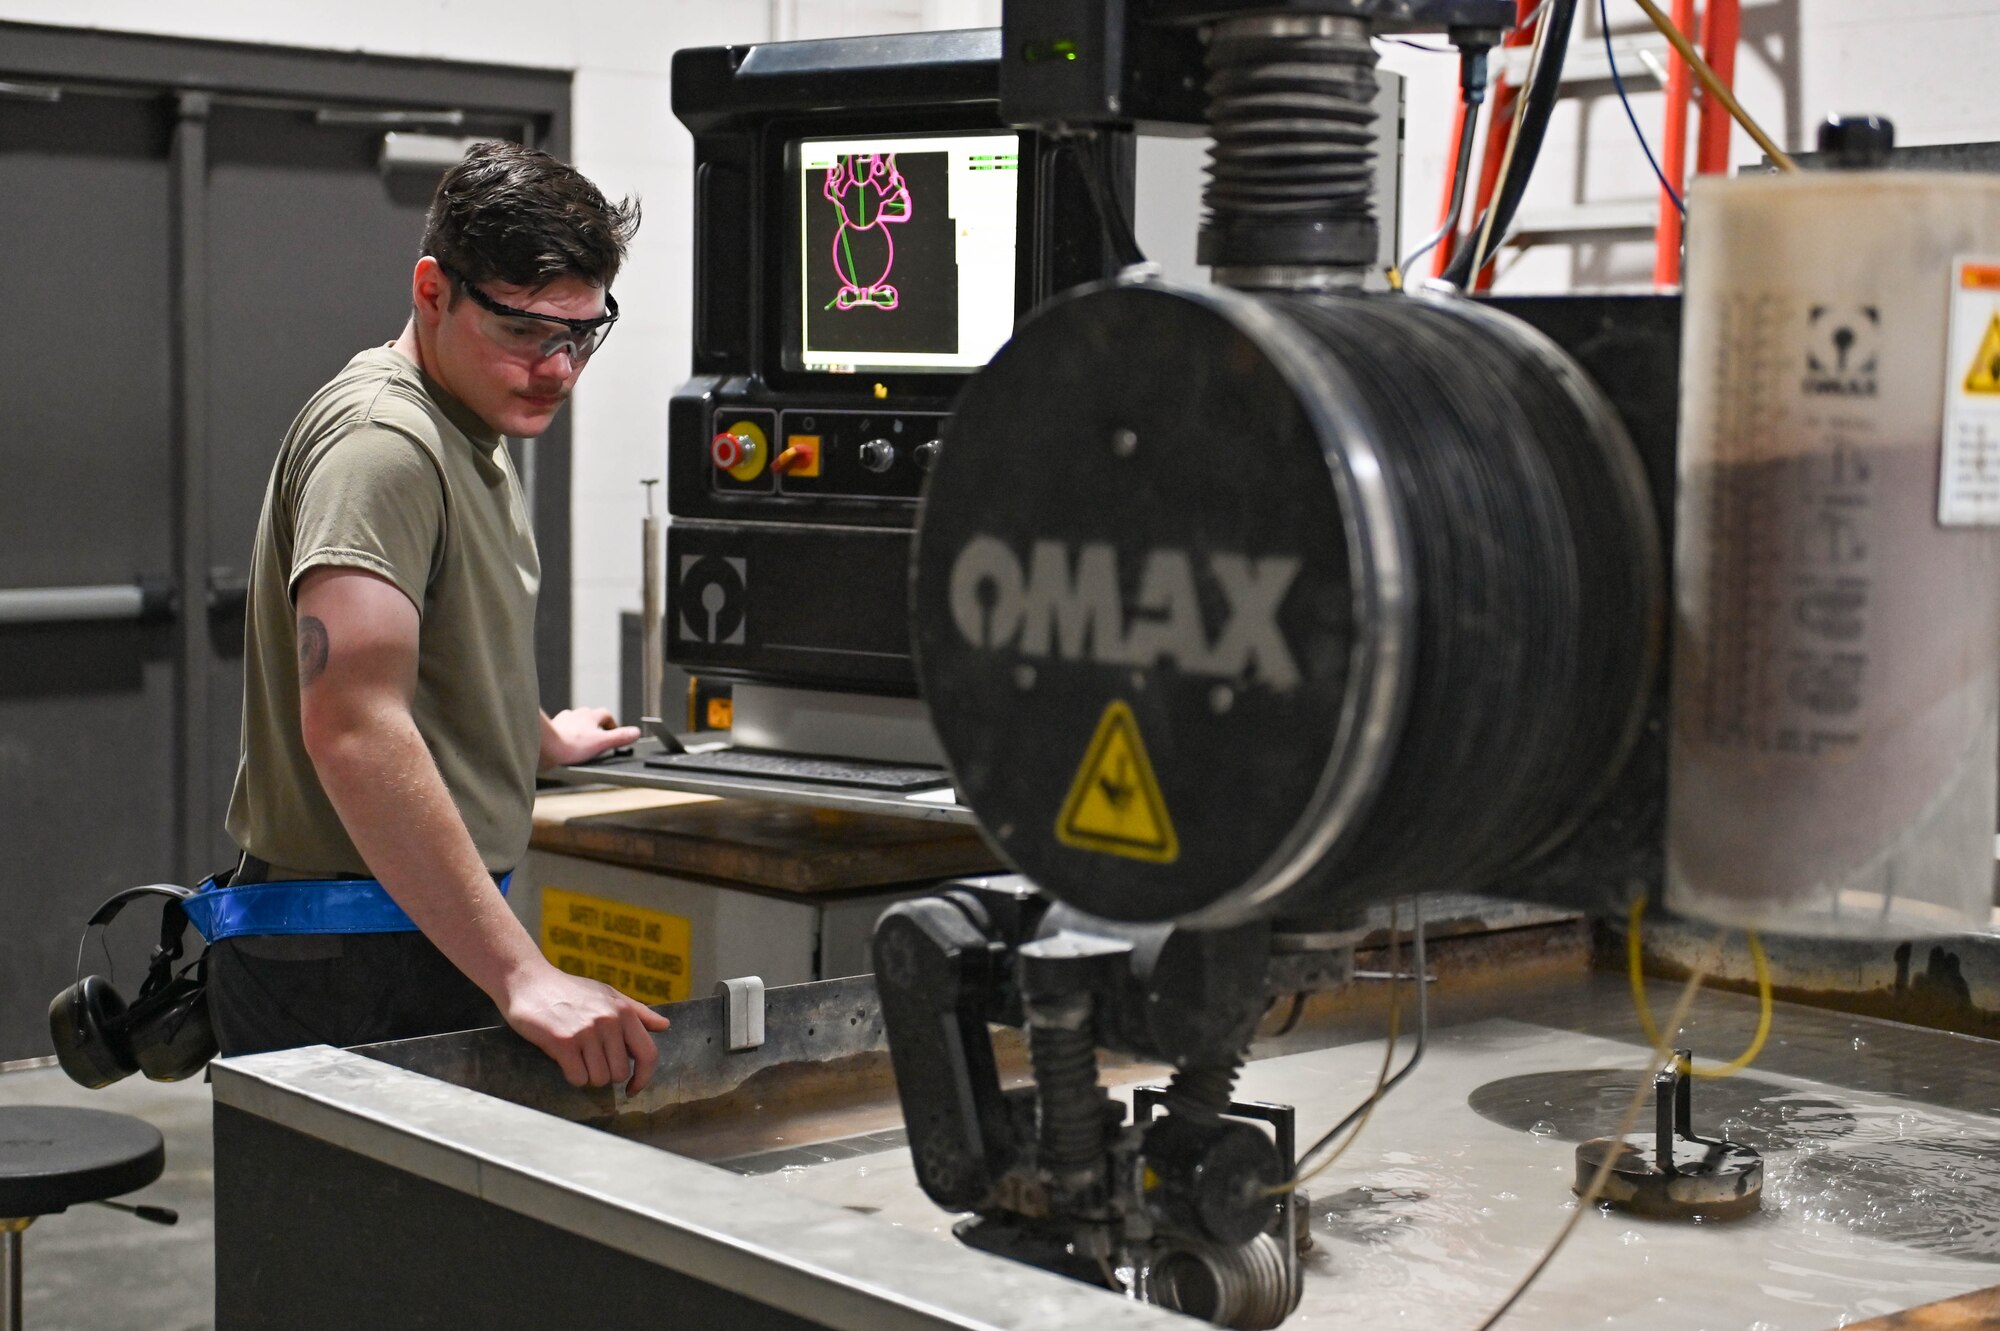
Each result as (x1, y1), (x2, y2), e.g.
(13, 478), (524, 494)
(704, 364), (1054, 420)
(1965, 312), (2000, 395)
(1055, 700), (1179, 864)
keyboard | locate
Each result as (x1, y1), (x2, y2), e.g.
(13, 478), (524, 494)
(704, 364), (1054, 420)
(644, 747), (951, 792)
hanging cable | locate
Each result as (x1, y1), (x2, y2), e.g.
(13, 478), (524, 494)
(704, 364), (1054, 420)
(1393, 113), (1472, 282)
(1626, 895), (1773, 1076)
(1443, 0), (1581, 287)
(1600, 0), (1685, 214)
(1272, 901), (1399, 1190)
(1073, 130), (1146, 268)
(1398, 44), (1489, 280)
(1269, 896), (1428, 1193)
(1464, 14), (1544, 283)
(1264, 990), (1309, 1039)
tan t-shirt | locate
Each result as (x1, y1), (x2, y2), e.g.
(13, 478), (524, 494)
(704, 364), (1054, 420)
(225, 346), (542, 876)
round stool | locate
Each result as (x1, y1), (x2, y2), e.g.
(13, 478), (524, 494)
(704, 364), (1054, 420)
(0, 1107), (164, 1331)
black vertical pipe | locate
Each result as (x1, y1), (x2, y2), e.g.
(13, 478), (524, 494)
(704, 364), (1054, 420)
(172, 91), (211, 882)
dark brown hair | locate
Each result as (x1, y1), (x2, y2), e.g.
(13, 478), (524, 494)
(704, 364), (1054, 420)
(422, 140), (640, 294)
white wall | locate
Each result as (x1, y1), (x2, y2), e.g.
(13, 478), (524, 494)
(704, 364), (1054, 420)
(9, 0), (1999, 705)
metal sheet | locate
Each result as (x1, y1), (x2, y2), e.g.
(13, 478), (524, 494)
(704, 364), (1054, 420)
(551, 742), (979, 826)
(352, 974), (891, 1123)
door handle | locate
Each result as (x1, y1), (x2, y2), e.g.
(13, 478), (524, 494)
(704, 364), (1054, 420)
(0, 576), (177, 626)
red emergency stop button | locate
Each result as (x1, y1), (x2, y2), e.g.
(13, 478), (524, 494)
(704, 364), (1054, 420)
(711, 420), (768, 482)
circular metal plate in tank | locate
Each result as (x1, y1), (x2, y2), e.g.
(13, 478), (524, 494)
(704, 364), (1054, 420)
(1574, 1134), (1764, 1222)
(1467, 1070), (1856, 1151)
(910, 281), (1401, 926)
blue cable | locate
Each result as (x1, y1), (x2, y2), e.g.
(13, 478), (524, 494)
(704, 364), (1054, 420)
(1601, 0), (1687, 216)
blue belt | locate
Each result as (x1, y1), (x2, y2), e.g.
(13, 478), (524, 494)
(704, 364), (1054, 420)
(182, 872), (511, 943)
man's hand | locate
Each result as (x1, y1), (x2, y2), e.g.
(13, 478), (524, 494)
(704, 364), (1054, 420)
(499, 961), (671, 1094)
(540, 707), (642, 768)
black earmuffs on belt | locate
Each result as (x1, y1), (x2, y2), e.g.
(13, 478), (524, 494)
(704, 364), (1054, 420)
(48, 884), (217, 1088)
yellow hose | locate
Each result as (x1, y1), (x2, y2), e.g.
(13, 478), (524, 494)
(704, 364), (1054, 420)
(1627, 894), (1772, 1077)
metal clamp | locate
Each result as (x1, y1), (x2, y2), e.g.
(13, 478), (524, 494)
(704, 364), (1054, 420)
(714, 976), (766, 1051)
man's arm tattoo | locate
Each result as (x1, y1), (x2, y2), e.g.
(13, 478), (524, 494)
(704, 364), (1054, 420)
(298, 616), (331, 686)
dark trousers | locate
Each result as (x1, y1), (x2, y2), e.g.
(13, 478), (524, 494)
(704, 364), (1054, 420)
(207, 930), (502, 1055)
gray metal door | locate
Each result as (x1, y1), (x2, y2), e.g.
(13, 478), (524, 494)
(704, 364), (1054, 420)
(0, 24), (571, 1062)
(0, 86), (180, 1065)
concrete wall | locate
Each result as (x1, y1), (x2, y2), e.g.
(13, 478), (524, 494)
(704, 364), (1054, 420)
(7, 0), (1997, 706)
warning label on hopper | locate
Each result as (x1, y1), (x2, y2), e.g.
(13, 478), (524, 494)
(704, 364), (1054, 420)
(1056, 700), (1179, 863)
(540, 887), (691, 1004)
(1962, 313), (2000, 395)
(1940, 257), (2000, 524)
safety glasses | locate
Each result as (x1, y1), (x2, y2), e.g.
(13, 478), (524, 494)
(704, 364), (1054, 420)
(436, 261), (620, 362)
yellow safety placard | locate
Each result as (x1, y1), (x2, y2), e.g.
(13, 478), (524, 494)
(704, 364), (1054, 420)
(539, 887), (691, 1005)
(1055, 699), (1179, 863)
(1965, 311), (2000, 395)
(1945, 258), (2000, 524)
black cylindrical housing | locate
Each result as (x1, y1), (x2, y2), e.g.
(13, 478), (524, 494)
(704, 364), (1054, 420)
(911, 281), (1662, 927)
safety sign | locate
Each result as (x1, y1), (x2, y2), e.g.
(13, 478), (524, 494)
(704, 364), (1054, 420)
(1941, 257), (2000, 524)
(540, 886), (692, 1005)
(1963, 312), (2000, 395)
(1056, 700), (1179, 864)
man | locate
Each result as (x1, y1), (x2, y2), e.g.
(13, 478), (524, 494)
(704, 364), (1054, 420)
(210, 141), (667, 1093)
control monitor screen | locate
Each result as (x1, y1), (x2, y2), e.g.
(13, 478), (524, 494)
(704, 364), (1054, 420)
(793, 131), (1021, 374)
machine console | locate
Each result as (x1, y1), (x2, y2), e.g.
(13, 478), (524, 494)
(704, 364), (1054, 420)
(667, 32), (1128, 694)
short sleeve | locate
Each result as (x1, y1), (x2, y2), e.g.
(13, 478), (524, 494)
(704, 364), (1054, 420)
(288, 425), (446, 611)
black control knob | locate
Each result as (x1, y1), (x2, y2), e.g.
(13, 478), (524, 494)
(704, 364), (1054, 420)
(858, 438), (896, 474)
(1817, 115), (1895, 170)
(914, 439), (941, 471)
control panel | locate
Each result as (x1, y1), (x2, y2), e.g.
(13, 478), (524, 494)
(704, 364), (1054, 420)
(709, 408), (942, 501)
(666, 382), (958, 695)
